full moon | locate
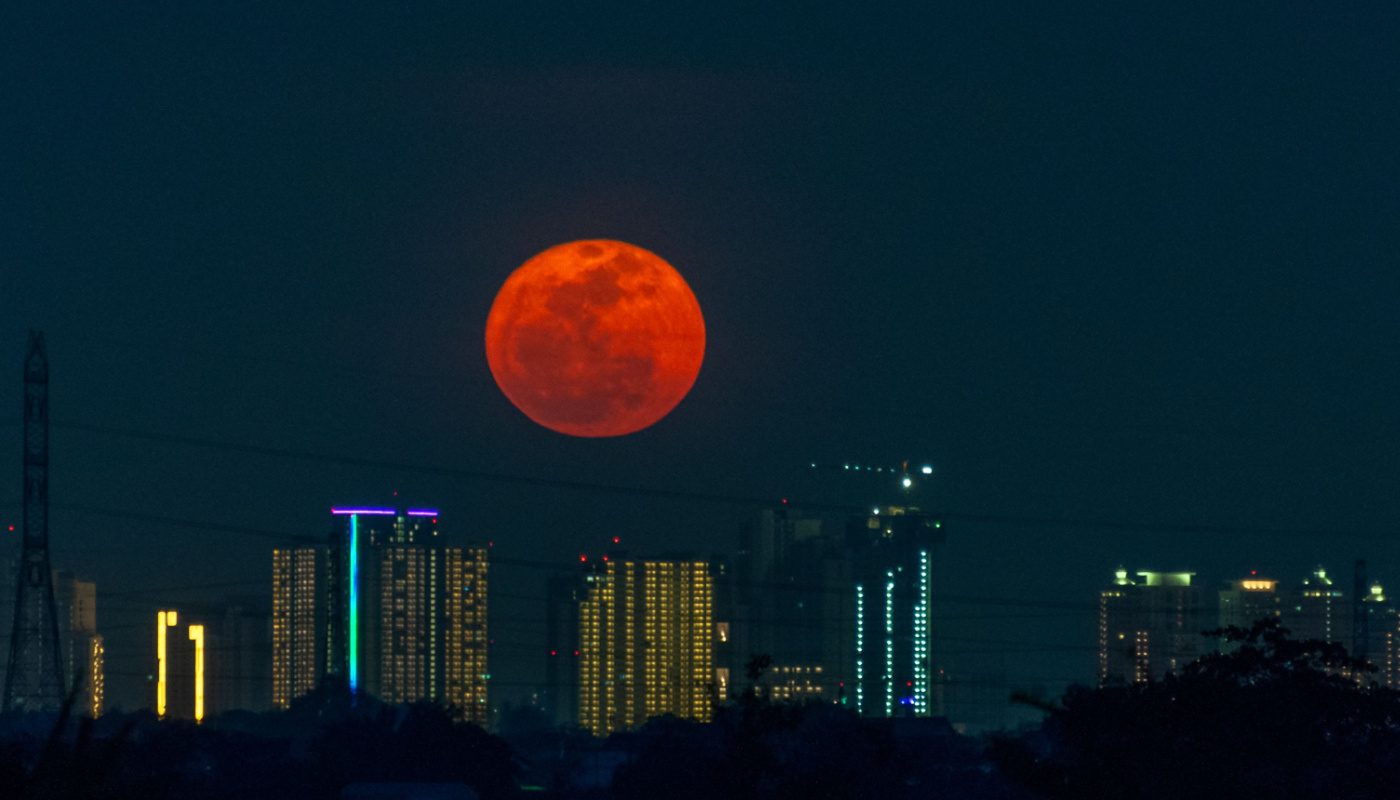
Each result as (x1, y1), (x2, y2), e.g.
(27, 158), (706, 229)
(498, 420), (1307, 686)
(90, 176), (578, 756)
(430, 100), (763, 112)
(485, 240), (706, 437)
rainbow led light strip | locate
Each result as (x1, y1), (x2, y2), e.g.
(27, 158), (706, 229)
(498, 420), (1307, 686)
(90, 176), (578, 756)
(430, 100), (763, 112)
(331, 507), (439, 516)
(349, 514), (359, 691)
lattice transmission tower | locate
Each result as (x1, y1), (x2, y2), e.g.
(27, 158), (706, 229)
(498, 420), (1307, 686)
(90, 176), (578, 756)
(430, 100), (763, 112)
(3, 331), (66, 711)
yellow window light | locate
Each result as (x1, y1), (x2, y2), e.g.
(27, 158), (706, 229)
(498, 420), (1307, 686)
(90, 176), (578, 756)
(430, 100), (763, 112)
(188, 625), (205, 723)
(156, 610), (179, 718)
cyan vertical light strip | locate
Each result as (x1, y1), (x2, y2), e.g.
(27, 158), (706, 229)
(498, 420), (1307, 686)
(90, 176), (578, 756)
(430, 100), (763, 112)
(349, 514), (359, 691)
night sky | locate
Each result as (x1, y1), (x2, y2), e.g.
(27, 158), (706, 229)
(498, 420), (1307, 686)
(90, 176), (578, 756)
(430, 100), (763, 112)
(3, 5), (1398, 723)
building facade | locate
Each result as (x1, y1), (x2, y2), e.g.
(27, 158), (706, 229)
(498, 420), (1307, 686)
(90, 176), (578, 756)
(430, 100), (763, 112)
(443, 546), (490, 720)
(576, 557), (715, 737)
(272, 547), (325, 709)
(1098, 569), (1202, 685)
(53, 571), (103, 717)
(321, 506), (489, 723)
(578, 558), (641, 735)
(1218, 574), (1281, 651)
(642, 560), (714, 722)
(733, 506), (850, 704)
(216, 601), (272, 713)
(1355, 582), (1397, 686)
(1283, 566), (1347, 646)
(847, 507), (943, 717)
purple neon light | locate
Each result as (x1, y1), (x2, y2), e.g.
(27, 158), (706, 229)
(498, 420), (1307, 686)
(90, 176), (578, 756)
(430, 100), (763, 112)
(330, 507), (440, 517)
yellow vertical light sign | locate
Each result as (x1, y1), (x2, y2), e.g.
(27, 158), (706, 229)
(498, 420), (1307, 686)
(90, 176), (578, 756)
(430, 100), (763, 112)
(156, 610), (178, 718)
(188, 624), (205, 723)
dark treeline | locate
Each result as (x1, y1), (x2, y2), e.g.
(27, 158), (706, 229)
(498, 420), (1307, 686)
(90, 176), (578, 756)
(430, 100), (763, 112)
(0, 682), (518, 800)
(5, 622), (1400, 799)
(990, 620), (1400, 798)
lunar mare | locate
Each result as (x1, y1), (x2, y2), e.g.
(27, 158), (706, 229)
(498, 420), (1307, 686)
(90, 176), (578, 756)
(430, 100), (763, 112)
(485, 240), (706, 437)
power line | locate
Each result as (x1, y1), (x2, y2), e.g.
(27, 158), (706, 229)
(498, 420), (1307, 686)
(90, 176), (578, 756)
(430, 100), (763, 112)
(49, 502), (1108, 612)
(42, 502), (1363, 620)
(101, 580), (271, 601)
(57, 420), (832, 511)
(55, 503), (320, 546)
(49, 419), (1398, 540)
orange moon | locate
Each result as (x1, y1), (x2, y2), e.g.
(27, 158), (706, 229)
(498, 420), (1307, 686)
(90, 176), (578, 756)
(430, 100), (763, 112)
(485, 240), (706, 437)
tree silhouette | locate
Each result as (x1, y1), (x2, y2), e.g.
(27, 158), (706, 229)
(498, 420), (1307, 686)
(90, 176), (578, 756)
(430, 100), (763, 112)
(991, 619), (1400, 799)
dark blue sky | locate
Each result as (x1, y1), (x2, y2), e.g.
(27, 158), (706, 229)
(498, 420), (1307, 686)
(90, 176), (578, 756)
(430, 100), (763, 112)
(2, 4), (1398, 722)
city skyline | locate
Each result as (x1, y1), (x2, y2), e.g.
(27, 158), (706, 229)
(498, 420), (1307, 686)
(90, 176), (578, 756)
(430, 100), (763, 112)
(8, 397), (1400, 731)
(3, 4), (1398, 733)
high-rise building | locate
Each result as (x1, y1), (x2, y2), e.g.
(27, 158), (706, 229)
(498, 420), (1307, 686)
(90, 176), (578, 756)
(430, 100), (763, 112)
(848, 506), (943, 717)
(1375, 585), (1400, 689)
(576, 556), (715, 737)
(377, 539), (438, 703)
(326, 507), (431, 694)
(442, 545), (489, 722)
(642, 560), (714, 722)
(1283, 566), (1347, 645)
(733, 506), (850, 704)
(216, 600), (272, 713)
(155, 601), (270, 719)
(1355, 582), (1397, 686)
(1218, 574), (1281, 650)
(323, 506), (489, 723)
(578, 558), (640, 736)
(271, 547), (325, 709)
(155, 609), (205, 722)
(53, 571), (103, 717)
(543, 572), (584, 726)
(709, 555), (735, 704)
(1098, 569), (1202, 685)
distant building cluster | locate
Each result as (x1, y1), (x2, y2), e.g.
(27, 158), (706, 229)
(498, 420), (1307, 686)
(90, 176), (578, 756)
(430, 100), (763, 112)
(1098, 564), (1400, 687)
(36, 465), (954, 731)
(539, 470), (948, 733)
(136, 501), (1400, 732)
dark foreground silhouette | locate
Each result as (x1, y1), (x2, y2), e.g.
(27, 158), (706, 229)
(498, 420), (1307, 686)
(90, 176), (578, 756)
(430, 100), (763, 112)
(0, 682), (518, 800)
(6, 623), (1400, 799)
(991, 620), (1400, 799)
